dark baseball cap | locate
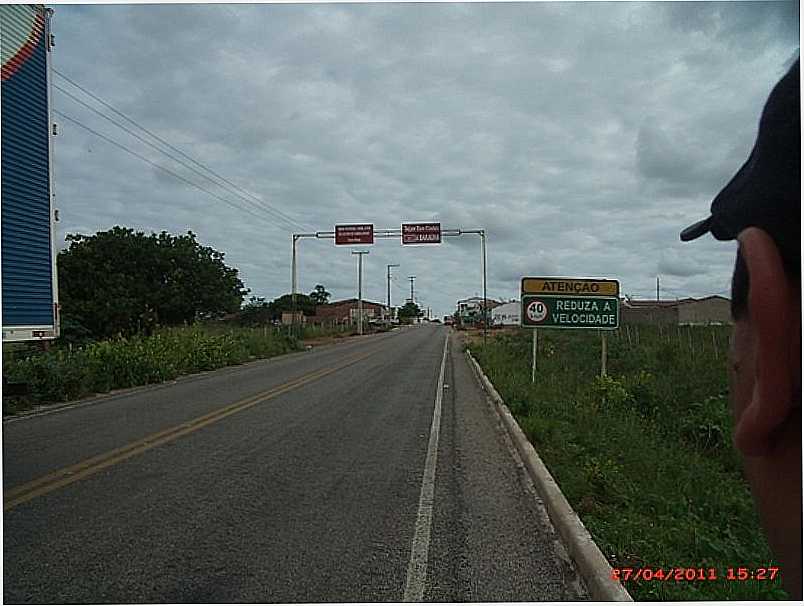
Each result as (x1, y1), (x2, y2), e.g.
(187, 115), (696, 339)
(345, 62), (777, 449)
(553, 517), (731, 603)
(680, 58), (800, 267)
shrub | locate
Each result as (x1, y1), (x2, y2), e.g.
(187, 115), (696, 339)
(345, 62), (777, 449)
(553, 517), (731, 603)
(3, 325), (300, 411)
(592, 374), (631, 408)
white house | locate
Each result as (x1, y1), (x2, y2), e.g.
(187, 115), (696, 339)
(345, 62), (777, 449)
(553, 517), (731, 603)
(491, 301), (521, 326)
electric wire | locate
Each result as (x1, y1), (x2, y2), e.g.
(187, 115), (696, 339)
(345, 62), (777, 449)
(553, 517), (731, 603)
(391, 273), (482, 314)
(53, 83), (305, 233)
(53, 69), (314, 232)
(53, 69), (311, 231)
(54, 84), (302, 232)
(54, 110), (283, 228)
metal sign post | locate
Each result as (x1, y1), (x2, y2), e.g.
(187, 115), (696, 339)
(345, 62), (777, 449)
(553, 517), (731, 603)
(601, 330), (607, 377)
(291, 232), (313, 338)
(352, 250), (369, 335)
(531, 328), (538, 383)
(481, 229), (487, 344)
(387, 264), (399, 321)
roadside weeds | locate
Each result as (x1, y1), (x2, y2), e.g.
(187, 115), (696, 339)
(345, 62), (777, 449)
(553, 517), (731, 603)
(466, 327), (787, 601)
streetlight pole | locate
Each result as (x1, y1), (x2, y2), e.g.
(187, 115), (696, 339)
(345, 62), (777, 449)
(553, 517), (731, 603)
(291, 234), (301, 337)
(352, 250), (369, 335)
(481, 229), (487, 344)
(387, 264), (399, 322)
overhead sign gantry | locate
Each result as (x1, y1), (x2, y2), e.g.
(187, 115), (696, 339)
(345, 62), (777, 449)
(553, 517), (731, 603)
(291, 222), (488, 337)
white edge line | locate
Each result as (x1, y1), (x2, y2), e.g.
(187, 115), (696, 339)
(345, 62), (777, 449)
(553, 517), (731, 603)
(402, 331), (449, 602)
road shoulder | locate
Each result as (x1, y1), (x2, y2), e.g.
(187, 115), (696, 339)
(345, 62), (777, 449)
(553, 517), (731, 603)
(463, 337), (631, 601)
(424, 331), (588, 601)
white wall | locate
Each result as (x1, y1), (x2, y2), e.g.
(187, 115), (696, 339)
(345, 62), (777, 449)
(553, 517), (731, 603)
(492, 302), (520, 326)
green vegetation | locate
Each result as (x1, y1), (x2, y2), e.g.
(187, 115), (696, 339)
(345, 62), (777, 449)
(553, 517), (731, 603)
(238, 293), (317, 325)
(3, 318), (379, 416)
(309, 284), (331, 305)
(58, 227), (248, 340)
(472, 324), (788, 601)
(300, 323), (353, 339)
(398, 301), (422, 323)
(3, 325), (298, 415)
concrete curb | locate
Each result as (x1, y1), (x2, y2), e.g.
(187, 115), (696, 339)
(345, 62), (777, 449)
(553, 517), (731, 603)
(465, 348), (632, 602)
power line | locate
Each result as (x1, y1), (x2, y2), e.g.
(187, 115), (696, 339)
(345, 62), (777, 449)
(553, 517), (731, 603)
(391, 274), (461, 311)
(54, 83), (304, 233)
(390, 275), (408, 294)
(54, 69), (311, 231)
(54, 109), (283, 228)
(53, 69), (313, 232)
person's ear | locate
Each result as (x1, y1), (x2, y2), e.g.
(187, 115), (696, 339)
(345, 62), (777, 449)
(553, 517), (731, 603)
(733, 227), (800, 456)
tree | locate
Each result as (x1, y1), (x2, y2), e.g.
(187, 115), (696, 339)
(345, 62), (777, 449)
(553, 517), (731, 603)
(58, 226), (248, 339)
(309, 284), (331, 305)
(397, 301), (422, 323)
(239, 296), (272, 326)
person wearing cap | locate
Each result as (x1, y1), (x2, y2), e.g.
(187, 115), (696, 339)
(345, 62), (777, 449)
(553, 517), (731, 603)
(681, 58), (801, 599)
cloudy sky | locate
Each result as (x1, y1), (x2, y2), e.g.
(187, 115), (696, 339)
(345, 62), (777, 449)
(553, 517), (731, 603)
(49, 1), (799, 317)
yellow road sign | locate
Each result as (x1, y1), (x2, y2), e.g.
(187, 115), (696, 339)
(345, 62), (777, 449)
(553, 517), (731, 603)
(521, 277), (620, 297)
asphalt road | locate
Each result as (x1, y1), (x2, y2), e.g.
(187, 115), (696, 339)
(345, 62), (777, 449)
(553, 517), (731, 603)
(3, 324), (587, 603)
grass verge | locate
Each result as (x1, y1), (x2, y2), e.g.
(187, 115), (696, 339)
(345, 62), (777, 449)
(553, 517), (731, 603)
(3, 325), (299, 415)
(471, 325), (788, 600)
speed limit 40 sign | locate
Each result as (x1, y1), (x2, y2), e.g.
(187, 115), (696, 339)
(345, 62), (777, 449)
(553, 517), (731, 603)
(521, 277), (620, 330)
(525, 299), (549, 323)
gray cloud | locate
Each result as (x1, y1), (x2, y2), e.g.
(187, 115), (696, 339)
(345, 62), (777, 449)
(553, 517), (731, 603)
(657, 251), (706, 278)
(49, 2), (798, 317)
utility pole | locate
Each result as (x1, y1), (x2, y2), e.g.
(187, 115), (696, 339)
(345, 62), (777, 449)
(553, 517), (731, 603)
(408, 276), (416, 304)
(352, 250), (369, 335)
(481, 229), (488, 344)
(656, 276), (660, 302)
(387, 264), (399, 321)
(291, 234), (300, 338)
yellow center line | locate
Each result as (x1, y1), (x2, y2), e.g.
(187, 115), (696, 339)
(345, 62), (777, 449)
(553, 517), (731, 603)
(4, 348), (378, 511)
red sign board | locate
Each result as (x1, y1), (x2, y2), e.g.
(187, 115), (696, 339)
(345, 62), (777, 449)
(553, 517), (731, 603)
(402, 222), (442, 245)
(335, 224), (374, 245)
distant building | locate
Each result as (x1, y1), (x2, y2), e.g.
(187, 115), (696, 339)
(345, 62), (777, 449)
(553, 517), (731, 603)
(676, 295), (731, 325)
(620, 299), (678, 325)
(492, 301), (521, 326)
(307, 299), (389, 325)
(456, 296), (502, 325)
(620, 295), (731, 325)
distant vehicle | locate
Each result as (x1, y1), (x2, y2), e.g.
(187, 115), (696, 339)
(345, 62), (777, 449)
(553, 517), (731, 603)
(1, 5), (60, 342)
(443, 316), (454, 325)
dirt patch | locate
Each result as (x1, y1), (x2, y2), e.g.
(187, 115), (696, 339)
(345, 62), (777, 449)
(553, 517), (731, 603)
(457, 327), (512, 348)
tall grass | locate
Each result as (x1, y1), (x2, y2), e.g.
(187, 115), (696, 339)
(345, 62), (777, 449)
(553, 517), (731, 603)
(301, 323), (354, 339)
(3, 325), (299, 413)
(472, 325), (788, 601)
